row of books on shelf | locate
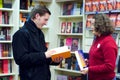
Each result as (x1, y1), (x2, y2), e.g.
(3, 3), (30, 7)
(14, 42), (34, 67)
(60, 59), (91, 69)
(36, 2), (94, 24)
(0, 0), (12, 8)
(86, 13), (120, 28)
(0, 44), (11, 57)
(0, 60), (12, 74)
(57, 75), (82, 80)
(60, 38), (80, 52)
(58, 50), (86, 71)
(85, 0), (120, 13)
(0, 28), (11, 41)
(49, 46), (86, 70)
(0, 11), (9, 24)
(62, 2), (83, 15)
(61, 22), (83, 34)
(0, 76), (13, 80)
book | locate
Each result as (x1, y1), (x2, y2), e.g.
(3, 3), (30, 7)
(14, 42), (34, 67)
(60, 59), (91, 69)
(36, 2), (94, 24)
(74, 50), (86, 70)
(51, 46), (71, 61)
(66, 22), (72, 33)
(61, 22), (66, 33)
(62, 2), (74, 15)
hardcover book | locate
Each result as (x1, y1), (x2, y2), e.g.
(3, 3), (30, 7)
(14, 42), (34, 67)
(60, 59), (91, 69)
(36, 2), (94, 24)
(74, 50), (86, 70)
(51, 46), (71, 61)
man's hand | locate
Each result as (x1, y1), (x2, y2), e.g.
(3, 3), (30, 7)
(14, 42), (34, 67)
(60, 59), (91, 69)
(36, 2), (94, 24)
(53, 56), (63, 63)
(45, 50), (56, 58)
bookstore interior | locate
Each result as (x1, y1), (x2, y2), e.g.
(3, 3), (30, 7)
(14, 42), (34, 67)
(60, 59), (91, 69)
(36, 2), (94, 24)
(0, 0), (120, 80)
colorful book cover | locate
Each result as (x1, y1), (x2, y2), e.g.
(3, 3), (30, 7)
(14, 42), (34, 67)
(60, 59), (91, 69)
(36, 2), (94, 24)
(92, 0), (99, 12)
(0, 0), (3, 8)
(61, 22), (66, 33)
(66, 22), (72, 33)
(107, 0), (114, 11)
(116, 0), (120, 10)
(62, 2), (74, 15)
(0, 11), (2, 24)
(51, 46), (71, 61)
(99, 0), (107, 11)
(2, 59), (8, 73)
(65, 37), (72, 50)
(109, 14), (117, 27)
(75, 50), (86, 70)
(85, 0), (92, 12)
(71, 38), (79, 52)
(116, 14), (120, 27)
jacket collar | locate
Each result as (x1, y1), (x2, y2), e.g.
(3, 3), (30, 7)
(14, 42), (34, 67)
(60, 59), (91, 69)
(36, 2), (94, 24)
(24, 19), (40, 33)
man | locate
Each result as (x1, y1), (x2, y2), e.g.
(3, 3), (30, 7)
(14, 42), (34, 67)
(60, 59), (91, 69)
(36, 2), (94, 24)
(12, 5), (62, 80)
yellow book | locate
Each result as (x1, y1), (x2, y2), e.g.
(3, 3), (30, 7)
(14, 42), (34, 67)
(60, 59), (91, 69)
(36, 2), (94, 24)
(0, 0), (3, 8)
(75, 50), (86, 70)
(51, 46), (71, 61)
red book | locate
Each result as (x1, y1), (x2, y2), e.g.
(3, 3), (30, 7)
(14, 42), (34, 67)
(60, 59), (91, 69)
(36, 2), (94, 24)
(2, 59), (8, 73)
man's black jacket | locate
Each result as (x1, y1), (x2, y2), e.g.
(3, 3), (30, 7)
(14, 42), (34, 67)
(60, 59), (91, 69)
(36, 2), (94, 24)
(12, 19), (59, 80)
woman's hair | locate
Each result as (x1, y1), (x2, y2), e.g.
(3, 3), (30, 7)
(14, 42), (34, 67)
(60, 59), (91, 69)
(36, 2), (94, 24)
(30, 5), (51, 19)
(93, 14), (114, 35)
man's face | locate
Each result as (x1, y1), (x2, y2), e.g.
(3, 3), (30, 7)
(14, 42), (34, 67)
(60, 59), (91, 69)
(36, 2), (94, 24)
(35, 13), (50, 29)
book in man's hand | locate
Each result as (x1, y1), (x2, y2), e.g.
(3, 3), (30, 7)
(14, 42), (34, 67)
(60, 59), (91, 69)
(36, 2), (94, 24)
(51, 46), (71, 61)
(75, 50), (86, 70)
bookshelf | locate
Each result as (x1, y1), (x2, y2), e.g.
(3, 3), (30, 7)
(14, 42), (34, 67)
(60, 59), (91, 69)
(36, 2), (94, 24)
(0, 0), (19, 80)
(50, 0), (85, 79)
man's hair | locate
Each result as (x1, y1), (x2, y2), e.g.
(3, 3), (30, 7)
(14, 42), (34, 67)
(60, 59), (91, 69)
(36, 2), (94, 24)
(30, 5), (51, 19)
(93, 14), (114, 35)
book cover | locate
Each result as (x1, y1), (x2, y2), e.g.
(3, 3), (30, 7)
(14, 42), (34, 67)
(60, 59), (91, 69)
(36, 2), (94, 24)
(59, 39), (65, 47)
(62, 2), (74, 15)
(65, 37), (72, 50)
(66, 22), (72, 33)
(3, 0), (12, 8)
(116, 14), (120, 27)
(107, 0), (114, 11)
(99, 0), (107, 12)
(2, 59), (8, 73)
(109, 14), (117, 27)
(116, 0), (120, 10)
(0, 11), (2, 24)
(71, 38), (79, 52)
(92, 0), (99, 12)
(74, 50), (86, 70)
(51, 46), (71, 61)
(85, 0), (92, 12)
(61, 22), (66, 33)
(0, 0), (3, 8)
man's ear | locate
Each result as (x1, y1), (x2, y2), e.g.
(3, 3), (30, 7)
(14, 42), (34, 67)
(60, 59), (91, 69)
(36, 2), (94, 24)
(35, 13), (40, 18)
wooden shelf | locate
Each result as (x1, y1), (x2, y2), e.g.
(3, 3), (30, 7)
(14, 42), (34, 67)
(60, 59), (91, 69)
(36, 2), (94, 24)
(54, 67), (82, 74)
(58, 15), (83, 19)
(0, 73), (15, 77)
(0, 24), (14, 27)
(57, 33), (83, 36)
(0, 57), (13, 60)
(0, 8), (13, 11)
(0, 41), (12, 43)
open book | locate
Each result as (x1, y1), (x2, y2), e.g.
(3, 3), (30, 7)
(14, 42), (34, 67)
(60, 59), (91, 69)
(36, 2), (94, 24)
(51, 46), (71, 61)
(75, 50), (86, 70)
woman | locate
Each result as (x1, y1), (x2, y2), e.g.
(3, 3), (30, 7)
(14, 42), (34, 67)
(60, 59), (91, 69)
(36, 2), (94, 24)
(81, 14), (118, 80)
